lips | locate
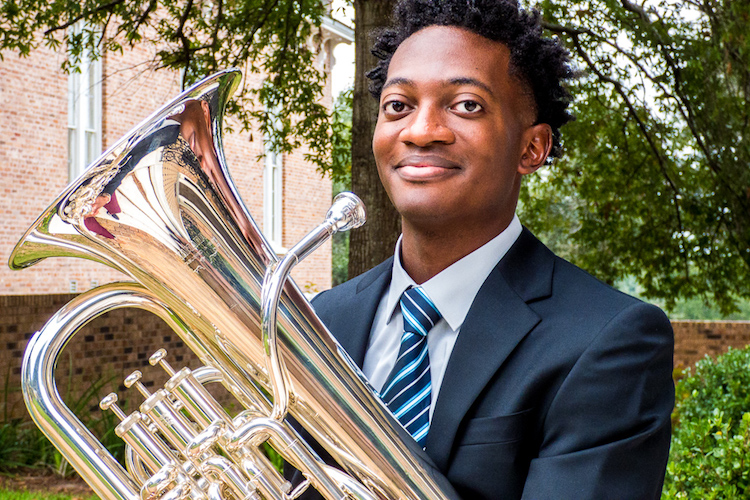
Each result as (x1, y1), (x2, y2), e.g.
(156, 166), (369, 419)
(395, 155), (460, 181)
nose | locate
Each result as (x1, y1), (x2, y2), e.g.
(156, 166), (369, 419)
(399, 105), (455, 147)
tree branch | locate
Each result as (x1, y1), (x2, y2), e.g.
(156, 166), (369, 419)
(547, 6), (750, 237)
(569, 33), (690, 277)
(100, 12), (113, 48)
(134, 0), (158, 33)
(174, 0), (195, 70)
(541, 20), (590, 37)
(230, 0), (280, 67)
(210, 0), (224, 56)
(44, 0), (127, 35)
(620, 0), (651, 22)
(618, 0), (750, 214)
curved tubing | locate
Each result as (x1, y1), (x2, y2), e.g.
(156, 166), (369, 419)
(22, 283), (187, 500)
(261, 192), (365, 422)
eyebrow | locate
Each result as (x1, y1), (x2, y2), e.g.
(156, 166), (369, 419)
(382, 77), (414, 91)
(382, 76), (494, 96)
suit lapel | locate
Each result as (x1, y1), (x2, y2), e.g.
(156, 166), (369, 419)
(426, 229), (555, 471)
(327, 258), (393, 367)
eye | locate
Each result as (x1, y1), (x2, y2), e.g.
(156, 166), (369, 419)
(382, 100), (410, 116)
(451, 100), (483, 115)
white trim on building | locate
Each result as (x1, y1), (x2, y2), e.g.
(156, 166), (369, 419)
(67, 22), (102, 182)
(263, 112), (284, 253)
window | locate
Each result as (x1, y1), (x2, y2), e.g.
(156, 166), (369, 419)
(67, 22), (102, 181)
(263, 136), (284, 251)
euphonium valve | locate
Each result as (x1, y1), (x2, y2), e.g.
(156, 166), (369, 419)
(12, 70), (458, 500)
(98, 349), (316, 500)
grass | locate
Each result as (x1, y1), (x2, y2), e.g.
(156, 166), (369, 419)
(0, 489), (97, 500)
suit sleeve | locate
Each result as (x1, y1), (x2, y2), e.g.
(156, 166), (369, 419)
(521, 302), (674, 500)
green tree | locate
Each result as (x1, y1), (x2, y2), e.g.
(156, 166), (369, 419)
(520, 0), (750, 314)
(8, 0), (749, 306)
(0, 0), (344, 173)
(330, 88), (353, 285)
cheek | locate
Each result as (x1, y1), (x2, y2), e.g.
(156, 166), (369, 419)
(372, 121), (390, 162)
(372, 125), (400, 187)
(372, 133), (393, 196)
(469, 146), (521, 196)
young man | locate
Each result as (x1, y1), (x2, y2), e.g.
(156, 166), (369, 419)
(311, 0), (674, 497)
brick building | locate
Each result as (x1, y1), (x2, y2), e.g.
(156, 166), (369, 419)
(1, 17), (353, 296)
(0, 17), (354, 419)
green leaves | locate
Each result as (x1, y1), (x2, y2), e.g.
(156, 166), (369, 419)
(0, 0), (341, 173)
(328, 88), (353, 185)
(522, 0), (750, 314)
(664, 409), (750, 498)
(663, 348), (750, 497)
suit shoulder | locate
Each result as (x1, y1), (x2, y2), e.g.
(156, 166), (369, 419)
(312, 258), (393, 310)
(548, 254), (671, 332)
(551, 252), (636, 302)
(512, 228), (655, 314)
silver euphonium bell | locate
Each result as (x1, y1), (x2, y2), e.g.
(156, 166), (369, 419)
(10, 70), (457, 500)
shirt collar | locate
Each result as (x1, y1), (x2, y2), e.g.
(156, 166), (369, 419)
(385, 214), (523, 331)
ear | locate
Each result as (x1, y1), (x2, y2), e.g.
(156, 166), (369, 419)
(518, 123), (552, 175)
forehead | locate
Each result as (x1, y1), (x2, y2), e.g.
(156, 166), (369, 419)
(385, 26), (518, 96)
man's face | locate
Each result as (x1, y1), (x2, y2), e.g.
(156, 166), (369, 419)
(175, 100), (220, 174)
(373, 26), (550, 236)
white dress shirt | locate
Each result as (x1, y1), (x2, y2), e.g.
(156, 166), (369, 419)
(362, 215), (523, 417)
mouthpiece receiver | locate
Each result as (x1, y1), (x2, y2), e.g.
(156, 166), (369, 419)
(325, 192), (366, 234)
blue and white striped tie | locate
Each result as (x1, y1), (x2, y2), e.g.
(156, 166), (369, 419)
(380, 286), (442, 447)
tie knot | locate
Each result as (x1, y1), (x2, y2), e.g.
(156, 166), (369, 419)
(400, 287), (442, 337)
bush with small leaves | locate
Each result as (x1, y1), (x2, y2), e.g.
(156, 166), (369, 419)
(673, 347), (750, 434)
(663, 347), (750, 498)
(663, 410), (750, 498)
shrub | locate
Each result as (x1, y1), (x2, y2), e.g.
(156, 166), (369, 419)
(0, 420), (57, 471)
(673, 347), (750, 431)
(0, 371), (122, 476)
(663, 347), (750, 498)
(663, 409), (750, 498)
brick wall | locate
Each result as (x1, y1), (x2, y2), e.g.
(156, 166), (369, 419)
(1, 31), (333, 296)
(0, 294), (204, 421)
(0, 44), (129, 294)
(2, 294), (750, 422)
(672, 320), (750, 372)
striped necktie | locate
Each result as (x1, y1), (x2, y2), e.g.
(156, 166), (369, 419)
(380, 286), (442, 447)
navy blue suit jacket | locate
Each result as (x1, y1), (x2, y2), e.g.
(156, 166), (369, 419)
(308, 228), (674, 499)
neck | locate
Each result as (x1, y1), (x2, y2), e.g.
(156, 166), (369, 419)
(399, 215), (514, 284)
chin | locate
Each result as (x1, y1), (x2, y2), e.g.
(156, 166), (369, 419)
(397, 203), (455, 228)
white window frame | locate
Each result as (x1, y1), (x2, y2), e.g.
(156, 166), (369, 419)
(67, 21), (102, 182)
(263, 124), (284, 253)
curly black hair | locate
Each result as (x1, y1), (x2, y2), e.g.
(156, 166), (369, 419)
(367, 0), (575, 159)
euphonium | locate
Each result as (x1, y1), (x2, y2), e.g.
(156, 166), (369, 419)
(10, 70), (457, 500)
